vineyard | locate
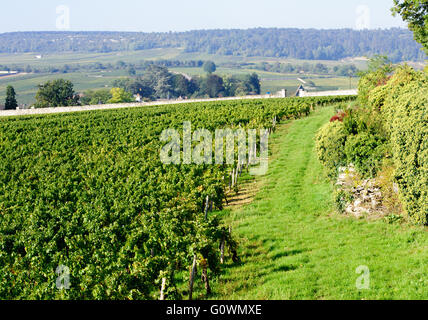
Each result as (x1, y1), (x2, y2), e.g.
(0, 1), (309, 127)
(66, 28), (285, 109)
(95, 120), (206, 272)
(0, 96), (355, 299)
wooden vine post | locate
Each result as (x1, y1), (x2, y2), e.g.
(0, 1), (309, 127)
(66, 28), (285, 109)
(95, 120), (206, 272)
(189, 255), (197, 300)
(160, 277), (167, 300)
(220, 239), (225, 264)
(204, 195), (210, 221)
(232, 168), (236, 189)
(229, 226), (239, 263)
(200, 258), (211, 296)
(234, 165), (239, 189)
(248, 146), (253, 170)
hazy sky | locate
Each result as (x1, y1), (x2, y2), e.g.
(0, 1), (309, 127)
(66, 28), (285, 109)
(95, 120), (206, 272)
(0, 0), (407, 33)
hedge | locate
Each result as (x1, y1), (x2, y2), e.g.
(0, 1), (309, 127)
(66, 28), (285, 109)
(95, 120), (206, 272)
(315, 121), (347, 178)
(369, 66), (427, 224)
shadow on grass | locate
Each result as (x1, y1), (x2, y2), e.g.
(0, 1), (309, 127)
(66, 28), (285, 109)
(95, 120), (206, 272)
(270, 248), (310, 260)
(272, 264), (299, 273)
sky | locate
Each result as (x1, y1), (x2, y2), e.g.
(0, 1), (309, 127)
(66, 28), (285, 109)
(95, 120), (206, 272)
(0, 0), (407, 33)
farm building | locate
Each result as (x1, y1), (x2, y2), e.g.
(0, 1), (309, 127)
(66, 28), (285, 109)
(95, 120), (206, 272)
(295, 85), (305, 97)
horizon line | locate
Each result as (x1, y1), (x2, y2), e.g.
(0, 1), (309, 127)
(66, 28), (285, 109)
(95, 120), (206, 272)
(0, 26), (411, 35)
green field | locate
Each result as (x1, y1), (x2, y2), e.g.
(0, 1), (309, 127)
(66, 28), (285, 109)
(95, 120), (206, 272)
(0, 49), (362, 106)
(0, 49), (183, 67)
(210, 107), (428, 300)
(0, 71), (128, 106)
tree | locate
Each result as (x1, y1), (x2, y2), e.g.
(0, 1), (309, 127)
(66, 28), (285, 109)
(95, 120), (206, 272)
(129, 80), (155, 99)
(314, 63), (329, 74)
(392, 0), (428, 53)
(139, 65), (174, 99)
(25, 65), (32, 73)
(223, 76), (239, 97)
(116, 60), (126, 69)
(81, 89), (112, 105)
(128, 66), (136, 76)
(173, 74), (191, 97)
(5, 86), (18, 110)
(108, 88), (134, 104)
(201, 74), (224, 98)
(203, 61), (217, 74)
(155, 77), (173, 99)
(366, 55), (394, 74)
(112, 78), (135, 93)
(245, 73), (261, 94)
(34, 79), (79, 108)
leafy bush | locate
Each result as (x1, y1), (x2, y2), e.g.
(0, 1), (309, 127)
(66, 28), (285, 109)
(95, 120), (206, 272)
(358, 56), (393, 107)
(334, 189), (354, 213)
(379, 67), (428, 224)
(108, 88), (134, 104)
(376, 162), (403, 216)
(315, 121), (347, 178)
(360, 65), (427, 224)
(343, 109), (364, 135)
(384, 214), (404, 225)
(344, 133), (387, 178)
(330, 111), (346, 123)
(81, 89), (112, 105)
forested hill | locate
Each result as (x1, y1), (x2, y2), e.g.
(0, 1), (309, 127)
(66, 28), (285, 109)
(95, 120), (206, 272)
(0, 28), (426, 62)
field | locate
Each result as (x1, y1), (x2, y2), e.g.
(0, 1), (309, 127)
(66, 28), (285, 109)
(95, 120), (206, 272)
(0, 71), (125, 107)
(0, 49), (362, 106)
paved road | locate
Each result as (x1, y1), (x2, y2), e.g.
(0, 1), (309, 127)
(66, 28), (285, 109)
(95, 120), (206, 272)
(0, 95), (276, 118)
(0, 90), (357, 118)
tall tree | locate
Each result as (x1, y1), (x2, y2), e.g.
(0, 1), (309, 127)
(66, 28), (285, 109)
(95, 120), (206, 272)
(34, 79), (79, 108)
(5, 85), (18, 110)
(392, 0), (428, 53)
(366, 55), (394, 73)
(202, 74), (224, 98)
(245, 73), (261, 94)
(127, 66), (136, 76)
(203, 61), (217, 74)
(173, 74), (191, 97)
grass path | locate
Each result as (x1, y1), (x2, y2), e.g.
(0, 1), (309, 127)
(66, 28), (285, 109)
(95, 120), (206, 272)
(212, 106), (427, 300)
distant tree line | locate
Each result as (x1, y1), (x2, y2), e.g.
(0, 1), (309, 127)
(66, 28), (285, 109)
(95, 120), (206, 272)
(0, 28), (425, 62)
(0, 59), (359, 79)
(0, 60), (204, 75)
(246, 61), (360, 76)
(110, 64), (261, 100)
